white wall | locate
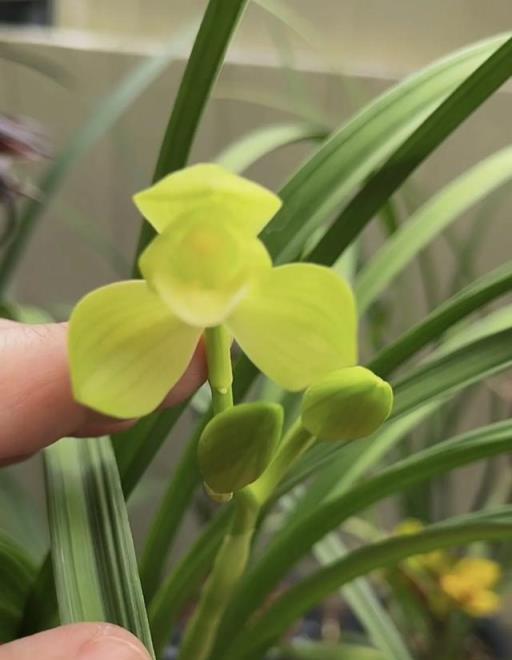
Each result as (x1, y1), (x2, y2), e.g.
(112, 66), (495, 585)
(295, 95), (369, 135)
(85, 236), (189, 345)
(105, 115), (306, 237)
(54, 0), (512, 75)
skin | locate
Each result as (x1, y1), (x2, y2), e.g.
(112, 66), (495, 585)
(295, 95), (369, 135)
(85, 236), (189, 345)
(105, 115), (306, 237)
(0, 320), (206, 658)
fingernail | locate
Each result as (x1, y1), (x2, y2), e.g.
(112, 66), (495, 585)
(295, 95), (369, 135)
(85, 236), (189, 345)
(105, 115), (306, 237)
(79, 635), (150, 660)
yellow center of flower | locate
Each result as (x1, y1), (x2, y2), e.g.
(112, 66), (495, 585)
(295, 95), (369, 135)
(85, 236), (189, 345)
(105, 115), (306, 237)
(139, 216), (271, 327)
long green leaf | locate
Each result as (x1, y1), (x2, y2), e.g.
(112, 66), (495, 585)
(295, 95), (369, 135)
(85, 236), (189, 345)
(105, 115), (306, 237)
(281, 485), (411, 660)
(280, 325), (512, 502)
(313, 535), (412, 660)
(260, 33), (510, 263)
(149, 507), (230, 654)
(284, 402), (439, 525)
(283, 641), (385, 660)
(283, 301), (512, 528)
(308, 36), (512, 266)
(0, 532), (35, 643)
(254, 0), (322, 52)
(139, 418), (207, 599)
(134, 0), (249, 257)
(215, 122), (328, 173)
(354, 148), (512, 313)
(369, 260), (512, 376)
(225, 519), (512, 659)
(214, 416), (512, 654)
(19, 556), (58, 635)
(113, 405), (190, 495)
(437, 302), (512, 355)
(45, 437), (154, 656)
(391, 328), (512, 417)
(445, 188), (508, 294)
(0, 470), (46, 561)
(213, 85), (327, 123)
(0, 41), (185, 293)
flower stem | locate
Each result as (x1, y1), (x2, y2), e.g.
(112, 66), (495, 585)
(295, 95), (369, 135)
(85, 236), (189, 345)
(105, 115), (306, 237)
(204, 326), (233, 414)
(177, 490), (259, 660)
(177, 421), (314, 660)
(248, 419), (315, 506)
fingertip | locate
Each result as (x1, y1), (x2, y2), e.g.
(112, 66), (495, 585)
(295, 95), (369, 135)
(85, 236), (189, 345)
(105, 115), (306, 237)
(77, 624), (150, 660)
(161, 338), (208, 407)
(0, 623), (151, 660)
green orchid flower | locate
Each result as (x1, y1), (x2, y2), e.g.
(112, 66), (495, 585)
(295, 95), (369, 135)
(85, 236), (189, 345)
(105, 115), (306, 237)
(69, 164), (357, 418)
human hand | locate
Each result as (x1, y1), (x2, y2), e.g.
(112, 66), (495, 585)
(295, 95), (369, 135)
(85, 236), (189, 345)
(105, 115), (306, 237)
(1, 623), (152, 660)
(0, 320), (205, 464)
(0, 319), (206, 657)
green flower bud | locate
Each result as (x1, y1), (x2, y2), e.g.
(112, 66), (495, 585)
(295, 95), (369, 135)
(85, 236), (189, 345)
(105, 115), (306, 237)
(301, 366), (393, 442)
(198, 402), (283, 495)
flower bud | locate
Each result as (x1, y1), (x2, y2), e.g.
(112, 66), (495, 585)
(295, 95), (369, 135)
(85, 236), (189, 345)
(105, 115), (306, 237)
(301, 366), (393, 442)
(199, 402), (283, 495)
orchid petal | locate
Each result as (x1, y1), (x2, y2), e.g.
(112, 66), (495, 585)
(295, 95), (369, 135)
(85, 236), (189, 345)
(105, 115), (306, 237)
(133, 163), (281, 236)
(139, 218), (271, 327)
(69, 280), (201, 418)
(226, 264), (357, 391)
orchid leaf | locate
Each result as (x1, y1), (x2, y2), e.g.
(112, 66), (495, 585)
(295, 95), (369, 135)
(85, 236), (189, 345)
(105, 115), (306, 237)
(140, 417), (209, 598)
(307, 35), (512, 266)
(0, 532), (35, 643)
(369, 260), (512, 377)
(215, 122), (328, 174)
(284, 640), (385, 660)
(44, 437), (154, 655)
(355, 146), (512, 313)
(262, 34), (510, 263)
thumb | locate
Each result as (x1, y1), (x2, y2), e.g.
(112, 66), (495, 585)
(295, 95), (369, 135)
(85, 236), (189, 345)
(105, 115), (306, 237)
(0, 623), (151, 660)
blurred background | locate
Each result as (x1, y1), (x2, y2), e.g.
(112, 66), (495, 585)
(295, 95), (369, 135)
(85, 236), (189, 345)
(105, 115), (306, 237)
(0, 2), (511, 656)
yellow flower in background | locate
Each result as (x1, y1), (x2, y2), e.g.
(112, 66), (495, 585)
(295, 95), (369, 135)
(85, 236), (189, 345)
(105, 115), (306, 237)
(394, 519), (448, 573)
(440, 557), (502, 617)
(392, 520), (503, 618)
(394, 518), (425, 537)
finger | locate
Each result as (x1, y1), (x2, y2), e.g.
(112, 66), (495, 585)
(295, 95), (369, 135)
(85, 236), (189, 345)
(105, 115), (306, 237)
(0, 322), (206, 459)
(0, 623), (150, 660)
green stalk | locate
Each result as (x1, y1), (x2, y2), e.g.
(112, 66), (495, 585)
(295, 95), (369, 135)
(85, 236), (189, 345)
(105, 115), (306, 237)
(204, 326), (233, 413)
(177, 421), (313, 660)
(176, 324), (235, 658)
(249, 420), (315, 505)
(140, 418), (208, 600)
(178, 491), (259, 660)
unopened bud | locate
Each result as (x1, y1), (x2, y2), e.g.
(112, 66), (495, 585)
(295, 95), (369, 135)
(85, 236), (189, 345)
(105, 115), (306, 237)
(301, 366), (393, 442)
(199, 402), (283, 495)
